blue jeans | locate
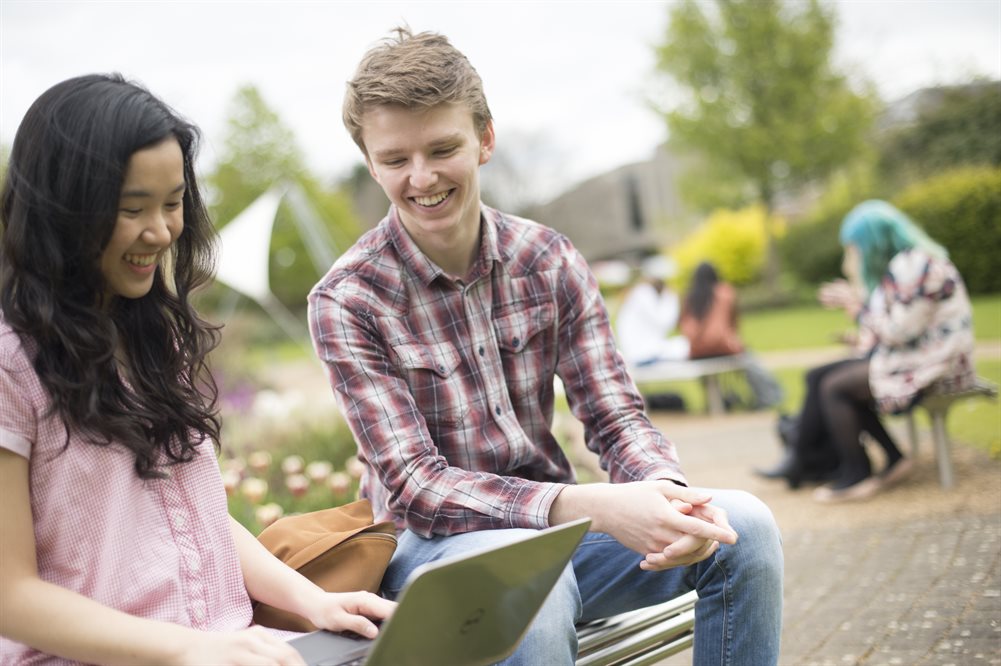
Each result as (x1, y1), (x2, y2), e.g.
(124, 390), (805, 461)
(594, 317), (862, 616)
(381, 489), (783, 665)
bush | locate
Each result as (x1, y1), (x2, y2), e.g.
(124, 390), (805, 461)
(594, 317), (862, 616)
(779, 163), (879, 286)
(892, 166), (1001, 294)
(670, 205), (778, 289)
(778, 210), (843, 285)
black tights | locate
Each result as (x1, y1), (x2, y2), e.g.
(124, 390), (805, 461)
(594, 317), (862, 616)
(819, 359), (903, 488)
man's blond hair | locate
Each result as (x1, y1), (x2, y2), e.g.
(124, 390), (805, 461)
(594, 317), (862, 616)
(343, 27), (493, 154)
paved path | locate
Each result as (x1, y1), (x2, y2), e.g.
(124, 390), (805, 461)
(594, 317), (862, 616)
(639, 411), (1001, 665)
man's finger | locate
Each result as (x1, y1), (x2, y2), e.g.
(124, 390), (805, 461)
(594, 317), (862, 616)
(690, 503), (737, 542)
(671, 510), (738, 545)
(640, 537), (719, 571)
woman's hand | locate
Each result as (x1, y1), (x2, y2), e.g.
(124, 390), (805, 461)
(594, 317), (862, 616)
(176, 626), (306, 666)
(306, 591), (397, 640)
(818, 279), (862, 317)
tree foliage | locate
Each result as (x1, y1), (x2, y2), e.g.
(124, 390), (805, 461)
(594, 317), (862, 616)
(208, 86), (307, 226)
(878, 81), (1001, 191)
(656, 0), (877, 206)
(206, 85), (361, 310)
(654, 0), (878, 286)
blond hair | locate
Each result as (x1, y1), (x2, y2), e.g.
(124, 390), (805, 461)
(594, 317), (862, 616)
(343, 27), (493, 154)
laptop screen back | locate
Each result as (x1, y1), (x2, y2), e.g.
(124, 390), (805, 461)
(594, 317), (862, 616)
(291, 518), (591, 666)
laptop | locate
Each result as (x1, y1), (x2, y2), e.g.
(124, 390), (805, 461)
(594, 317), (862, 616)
(289, 518), (591, 666)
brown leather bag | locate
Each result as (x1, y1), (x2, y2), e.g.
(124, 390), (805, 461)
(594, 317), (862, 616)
(252, 498), (398, 632)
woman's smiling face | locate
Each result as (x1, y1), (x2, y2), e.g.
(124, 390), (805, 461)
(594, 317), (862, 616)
(100, 137), (185, 303)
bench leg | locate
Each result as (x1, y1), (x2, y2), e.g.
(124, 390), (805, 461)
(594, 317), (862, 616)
(930, 409), (954, 489)
(704, 375), (725, 416)
(906, 411), (920, 458)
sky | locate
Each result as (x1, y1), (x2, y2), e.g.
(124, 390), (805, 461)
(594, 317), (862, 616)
(2, 1), (999, 199)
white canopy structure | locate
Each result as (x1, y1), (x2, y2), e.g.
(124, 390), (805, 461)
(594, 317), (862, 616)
(216, 188), (284, 303)
(213, 185), (337, 344)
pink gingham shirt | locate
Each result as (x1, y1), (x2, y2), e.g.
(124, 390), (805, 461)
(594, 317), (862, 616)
(0, 318), (254, 665)
(308, 204), (686, 537)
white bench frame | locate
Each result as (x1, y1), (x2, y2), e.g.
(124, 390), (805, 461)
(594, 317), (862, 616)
(575, 591), (697, 665)
(628, 354), (751, 415)
(904, 376), (999, 488)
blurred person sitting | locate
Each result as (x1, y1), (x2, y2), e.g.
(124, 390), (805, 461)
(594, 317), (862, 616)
(615, 255), (690, 366)
(807, 200), (975, 502)
(679, 261), (783, 409)
(679, 262), (742, 360)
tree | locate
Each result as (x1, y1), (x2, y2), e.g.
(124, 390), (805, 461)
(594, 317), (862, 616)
(208, 86), (307, 226)
(207, 85), (361, 311)
(878, 81), (1001, 191)
(654, 0), (878, 288)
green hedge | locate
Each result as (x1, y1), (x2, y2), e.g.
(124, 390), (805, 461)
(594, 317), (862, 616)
(778, 208), (843, 285)
(893, 166), (1001, 294)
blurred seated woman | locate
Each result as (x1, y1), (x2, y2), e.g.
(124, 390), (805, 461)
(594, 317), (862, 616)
(678, 261), (782, 409)
(679, 261), (742, 360)
(809, 200), (975, 502)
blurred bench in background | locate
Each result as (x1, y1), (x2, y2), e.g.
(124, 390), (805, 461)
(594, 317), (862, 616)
(906, 376), (999, 488)
(629, 354), (751, 415)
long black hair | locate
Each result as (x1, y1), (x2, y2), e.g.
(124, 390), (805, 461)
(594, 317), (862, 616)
(0, 74), (221, 479)
(685, 261), (720, 321)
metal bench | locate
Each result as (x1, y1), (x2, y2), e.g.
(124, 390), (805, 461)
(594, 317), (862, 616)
(628, 354), (751, 415)
(905, 376), (999, 488)
(575, 590), (697, 665)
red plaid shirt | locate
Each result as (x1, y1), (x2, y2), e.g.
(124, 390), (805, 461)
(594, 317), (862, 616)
(308, 204), (685, 536)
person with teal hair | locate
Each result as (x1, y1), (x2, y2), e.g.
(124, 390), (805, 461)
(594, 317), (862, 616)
(806, 199), (976, 502)
(838, 199), (949, 295)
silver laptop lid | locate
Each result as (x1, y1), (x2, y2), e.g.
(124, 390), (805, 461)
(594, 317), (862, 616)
(367, 518), (590, 666)
(291, 518), (590, 666)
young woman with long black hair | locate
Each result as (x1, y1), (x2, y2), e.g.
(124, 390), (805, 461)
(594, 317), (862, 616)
(0, 74), (392, 665)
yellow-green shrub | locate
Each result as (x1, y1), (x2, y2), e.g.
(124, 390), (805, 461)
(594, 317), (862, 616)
(670, 205), (781, 289)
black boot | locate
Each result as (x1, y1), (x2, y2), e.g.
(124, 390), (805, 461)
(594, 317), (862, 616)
(754, 449), (804, 488)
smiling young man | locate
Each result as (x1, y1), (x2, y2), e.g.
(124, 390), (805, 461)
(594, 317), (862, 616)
(308, 27), (783, 665)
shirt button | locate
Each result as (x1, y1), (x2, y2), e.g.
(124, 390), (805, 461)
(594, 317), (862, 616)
(186, 553), (202, 573)
(495, 405), (502, 416)
(478, 346), (485, 357)
(172, 513), (186, 530)
(512, 337), (520, 347)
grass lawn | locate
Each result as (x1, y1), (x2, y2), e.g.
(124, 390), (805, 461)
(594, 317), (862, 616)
(740, 293), (1001, 351)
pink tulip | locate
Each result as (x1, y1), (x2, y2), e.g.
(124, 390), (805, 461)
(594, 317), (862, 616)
(328, 471), (351, 496)
(306, 460), (333, 483)
(285, 473), (310, 497)
(240, 477), (269, 504)
(281, 455), (305, 475)
(248, 451), (272, 474)
(255, 503), (284, 528)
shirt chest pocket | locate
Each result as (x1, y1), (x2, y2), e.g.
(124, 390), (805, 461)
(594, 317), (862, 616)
(492, 303), (556, 398)
(393, 341), (466, 426)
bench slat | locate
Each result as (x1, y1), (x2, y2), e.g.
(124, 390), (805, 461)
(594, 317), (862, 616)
(576, 591), (697, 665)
